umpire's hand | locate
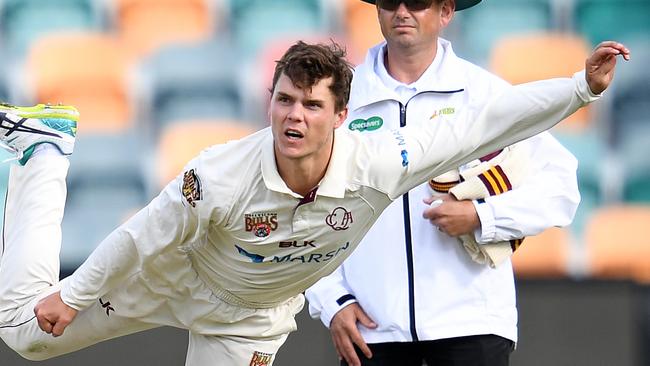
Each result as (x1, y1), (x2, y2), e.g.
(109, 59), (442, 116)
(586, 41), (630, 95)
(34, 291), (78, 337)
(330, 302), (377, 366)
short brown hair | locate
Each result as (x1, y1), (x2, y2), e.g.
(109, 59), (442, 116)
(270, 41), (353, 112)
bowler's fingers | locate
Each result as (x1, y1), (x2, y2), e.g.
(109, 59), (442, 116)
(51, 318), (71, 337)
(35, 313), (54, 335)
(594, 41), (630, 61)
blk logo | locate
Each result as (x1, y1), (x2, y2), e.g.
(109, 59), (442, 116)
(325, 207), (353, 231)
(279, 240), (316, 248)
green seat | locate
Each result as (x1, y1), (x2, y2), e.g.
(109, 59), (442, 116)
(141, 39), (245, 136)
(553, 129), (607, 236)
(575, 0), (650, 45)
(229, 0), (326, 58)
(454, 0), (553, 65)
(624, 175), (650, 203)
(61, 132), (148, 272)
(0, 0), (101, 59)
(617, 125), (650, 203)
(0, 62), (8, 102)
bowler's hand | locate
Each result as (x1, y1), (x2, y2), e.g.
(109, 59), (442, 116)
(34, 291), (78, 337)
(330, 303), (377, 366)
(586, 41), (630, 95)
(423, 194), (480, 236)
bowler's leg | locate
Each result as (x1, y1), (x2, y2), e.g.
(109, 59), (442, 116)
(0, 156), (157, 360)
(0, 155), (68, 325)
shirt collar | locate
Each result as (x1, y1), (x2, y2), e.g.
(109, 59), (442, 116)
(261, 128), (349, 199)
(349, 38), (466, 110)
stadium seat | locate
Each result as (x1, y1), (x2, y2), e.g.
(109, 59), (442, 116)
(229, 0), (326, 58)
(140, 39), (245, 136)
(615, 126), (650, 203)
(606, 39), (650, 202)
(553, 130), (607, 235)
(609, 40), (650, 144)
(155, 119), (258, 188)
(512, 227), (570, 278)
(0, 60), (8, 103)
(0, 0), (101, 60)
(114, 0), (214, 59)
(61, 177), (147, 271)
(585, 205), (650, 284)
(343, 0), (384, 64)
(26, 33), (132, 133)
(454, 0), (553, 65)
(61, 131), (148, 271)
(489, 33), (592, 132)
(574, 0), (650, 45)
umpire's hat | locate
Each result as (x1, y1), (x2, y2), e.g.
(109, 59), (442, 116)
(361, 0), (482, 11)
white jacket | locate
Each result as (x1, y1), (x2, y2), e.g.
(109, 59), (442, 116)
(306, 40), (581, 343)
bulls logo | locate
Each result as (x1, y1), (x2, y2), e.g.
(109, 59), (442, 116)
(254, 223), (271, 238)
(326, 207), (353, 231)
(181, 169), (202, 207)
(249, 351), (273, 366)
(245, 212), (278, 238)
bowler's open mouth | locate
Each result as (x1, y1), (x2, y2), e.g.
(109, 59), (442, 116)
(285, 129), (304, 139)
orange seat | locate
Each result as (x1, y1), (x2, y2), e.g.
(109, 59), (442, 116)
(512, 227), (570, 278)
(344, 0), (384, 64)
(489, 33), (592, 132)
(27, 33), (131, 133)
(585, 206), (650, 284)
(156, 119), (258, 187)
(115, 0), (213, 59)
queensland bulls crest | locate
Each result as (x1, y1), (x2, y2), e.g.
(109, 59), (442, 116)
(181, 169), (202, 207)
(245, 212), (278, 238)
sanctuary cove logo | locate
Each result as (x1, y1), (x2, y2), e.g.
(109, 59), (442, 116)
(348, 116), (384, 132)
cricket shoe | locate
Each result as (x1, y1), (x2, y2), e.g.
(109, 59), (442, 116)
(0, 103), (78, 165)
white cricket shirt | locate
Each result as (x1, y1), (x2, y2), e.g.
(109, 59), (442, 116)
(60, 72), (598, 310)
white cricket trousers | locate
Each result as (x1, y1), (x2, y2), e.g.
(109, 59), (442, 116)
(0, 155), (303, 365)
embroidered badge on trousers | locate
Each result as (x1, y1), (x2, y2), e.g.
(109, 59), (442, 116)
(249, 351), (273, 366)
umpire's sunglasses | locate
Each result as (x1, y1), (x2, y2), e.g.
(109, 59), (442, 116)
(377, 0), (435, 11)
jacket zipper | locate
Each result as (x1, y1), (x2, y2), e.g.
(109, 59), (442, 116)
(399, 88), (464, 342)
(399, 101), (418, 341)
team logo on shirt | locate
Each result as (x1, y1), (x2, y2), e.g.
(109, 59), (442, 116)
(325, 207), (353, 231)
(348, 116), (383, 132)
(249, 351), (273, 366)
(181, 169), (202, 207)
(245, 212), (278, 238)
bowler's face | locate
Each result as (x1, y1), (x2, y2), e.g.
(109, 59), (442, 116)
(269, 73), (346, 163)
